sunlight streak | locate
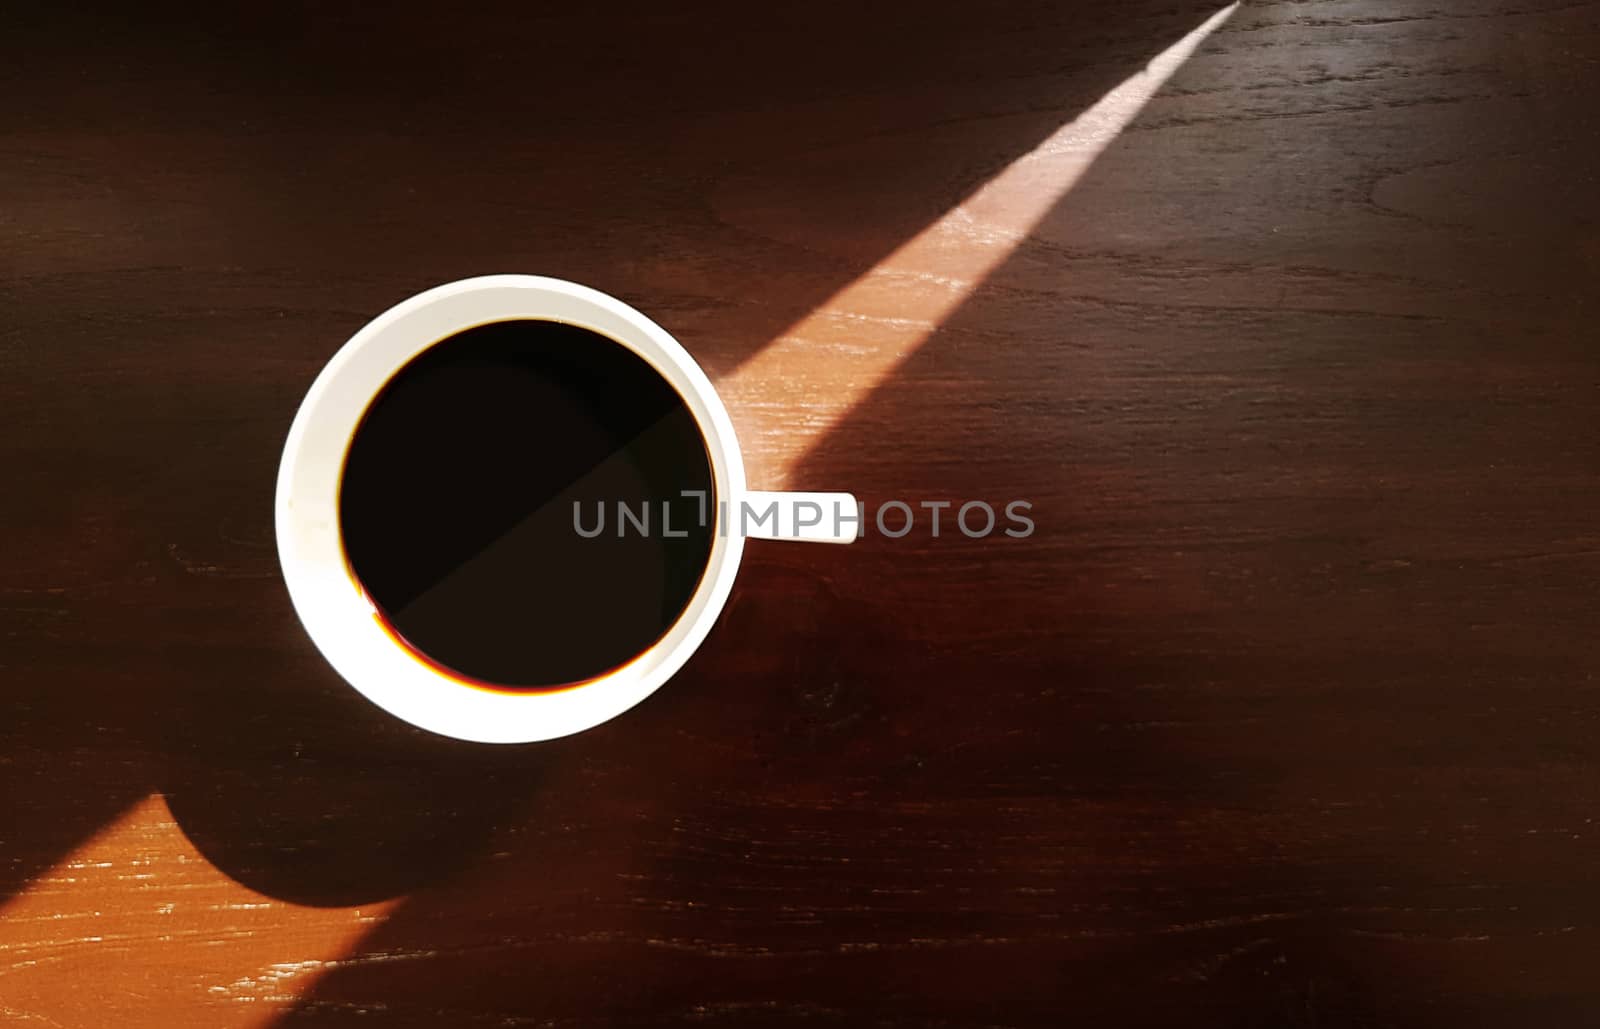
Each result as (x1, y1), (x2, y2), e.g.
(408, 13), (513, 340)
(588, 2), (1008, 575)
(0, 12), (1238, 1023)
(0, 793), (399, 1028)
(719, 4), (1237, 482)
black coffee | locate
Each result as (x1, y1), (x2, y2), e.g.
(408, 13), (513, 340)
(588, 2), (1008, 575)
(339, 319), (715, 690)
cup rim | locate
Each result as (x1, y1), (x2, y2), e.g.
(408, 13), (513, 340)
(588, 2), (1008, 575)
(274, 275), (747, 743)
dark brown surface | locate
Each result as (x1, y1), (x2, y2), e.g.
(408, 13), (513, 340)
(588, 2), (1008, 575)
(4, 1), (1600, 1025)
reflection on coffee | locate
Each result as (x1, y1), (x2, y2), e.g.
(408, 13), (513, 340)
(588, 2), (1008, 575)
(339, 319), (715, 690)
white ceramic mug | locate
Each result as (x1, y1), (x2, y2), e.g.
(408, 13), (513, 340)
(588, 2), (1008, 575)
(276, 275), (856, 744)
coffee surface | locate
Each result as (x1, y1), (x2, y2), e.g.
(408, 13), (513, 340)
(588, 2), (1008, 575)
(339, 319), (715, 689)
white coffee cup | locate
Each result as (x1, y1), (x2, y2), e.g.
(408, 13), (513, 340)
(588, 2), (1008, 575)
(275, 275), (856, 744)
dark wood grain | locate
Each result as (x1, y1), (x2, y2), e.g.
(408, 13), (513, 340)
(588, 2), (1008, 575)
(4, 0), (1599, 1025)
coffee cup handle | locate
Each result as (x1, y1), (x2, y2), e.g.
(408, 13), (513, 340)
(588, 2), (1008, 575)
(735, 490), (860, 544)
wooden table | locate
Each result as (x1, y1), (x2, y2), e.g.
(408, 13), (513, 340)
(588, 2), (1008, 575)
(5, 1), (1599, 1025)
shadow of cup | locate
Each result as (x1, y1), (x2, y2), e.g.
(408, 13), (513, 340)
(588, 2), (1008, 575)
(159, 648), (561, 907)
